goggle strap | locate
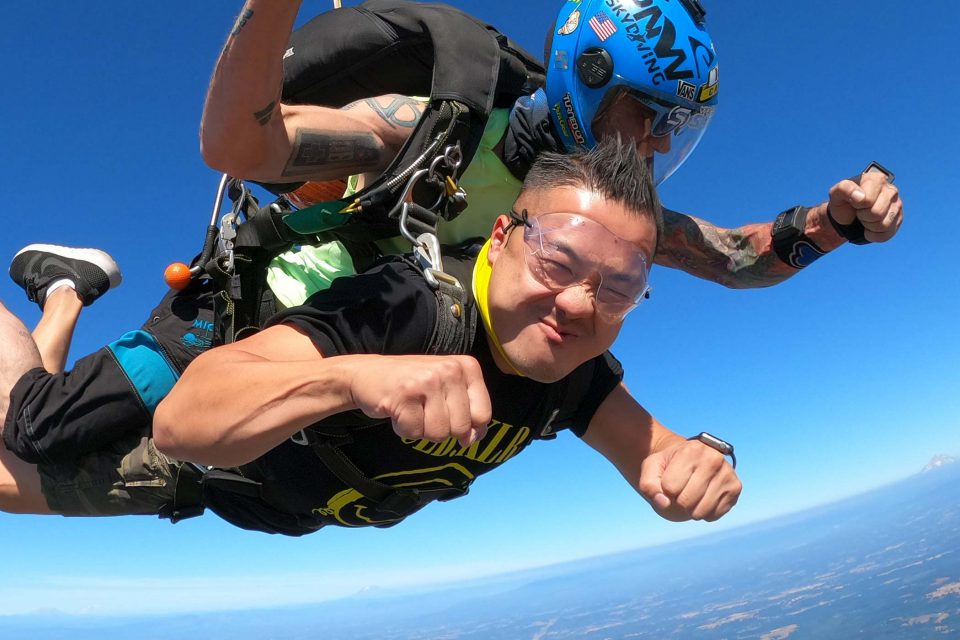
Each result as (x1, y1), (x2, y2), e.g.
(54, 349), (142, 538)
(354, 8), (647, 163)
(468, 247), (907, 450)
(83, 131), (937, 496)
(505, 208), (532, 232)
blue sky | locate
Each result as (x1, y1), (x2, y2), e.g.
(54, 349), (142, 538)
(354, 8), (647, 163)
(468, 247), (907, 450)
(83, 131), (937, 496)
(0, 0), (957, 617)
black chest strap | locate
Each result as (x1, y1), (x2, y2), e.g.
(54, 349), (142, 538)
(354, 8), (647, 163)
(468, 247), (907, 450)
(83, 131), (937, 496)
(298, 257), (478, 515)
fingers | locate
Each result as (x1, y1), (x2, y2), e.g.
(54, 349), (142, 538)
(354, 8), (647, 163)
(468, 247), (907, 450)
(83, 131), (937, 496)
(862, 190), (902, 243)
(827, 179), (865, 225)
(462, 356), (492, 442)
(828, 170), (903, 242)
(385, 356), (490, 447)
(649, 440), (741, 522)
(638, 453), (673, 514)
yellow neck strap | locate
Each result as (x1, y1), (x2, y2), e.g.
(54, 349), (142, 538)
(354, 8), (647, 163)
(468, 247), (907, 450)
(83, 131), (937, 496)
(472, 239), (525, 377)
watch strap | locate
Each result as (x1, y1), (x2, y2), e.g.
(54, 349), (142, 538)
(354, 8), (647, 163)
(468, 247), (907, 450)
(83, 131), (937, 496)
(772, 205), (826, 269)
(827, 207), (869, 245)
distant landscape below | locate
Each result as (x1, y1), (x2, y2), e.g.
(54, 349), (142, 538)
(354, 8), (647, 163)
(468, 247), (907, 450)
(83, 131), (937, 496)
(4, 459), (959, 639)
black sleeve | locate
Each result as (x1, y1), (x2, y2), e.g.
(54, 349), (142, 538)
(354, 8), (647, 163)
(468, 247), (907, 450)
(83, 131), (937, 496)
(566, 351), (624, 438)
(263, 258), (438, 358)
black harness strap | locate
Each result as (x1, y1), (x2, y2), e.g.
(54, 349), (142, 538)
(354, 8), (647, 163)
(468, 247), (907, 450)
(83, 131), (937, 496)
(297, 430), (468, 517)
(300, 259), (477, 515)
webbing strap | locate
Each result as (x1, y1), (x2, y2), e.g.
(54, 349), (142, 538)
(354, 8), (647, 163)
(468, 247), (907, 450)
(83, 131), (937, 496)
(300, 258), (476, 514)
(427, 274), (475, 355)
(160, 463), (205, 524)
(160, 465), (264, 524)
(303, 432), (466, 516)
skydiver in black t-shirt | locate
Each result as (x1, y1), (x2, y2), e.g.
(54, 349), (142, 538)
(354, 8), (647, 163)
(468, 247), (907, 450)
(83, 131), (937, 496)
(0, 139), (740, 535)
(154, 139), (740, 533)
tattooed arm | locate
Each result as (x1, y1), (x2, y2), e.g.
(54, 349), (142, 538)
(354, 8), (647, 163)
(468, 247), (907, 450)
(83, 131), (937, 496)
(200, 1), (424, 183)
(656, 166), (903, 288)
(658, 213), (784, 288)
(656, 204), (845, 288)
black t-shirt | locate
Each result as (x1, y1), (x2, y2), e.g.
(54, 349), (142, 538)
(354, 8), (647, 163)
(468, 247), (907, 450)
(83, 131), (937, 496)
(203, 255), (623, 536)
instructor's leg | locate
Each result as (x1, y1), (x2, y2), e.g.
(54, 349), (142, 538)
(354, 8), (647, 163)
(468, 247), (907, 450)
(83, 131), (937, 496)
(0, 298), (52, 512)
(0, 299), (43, 428)
(0, 433), (51, 514)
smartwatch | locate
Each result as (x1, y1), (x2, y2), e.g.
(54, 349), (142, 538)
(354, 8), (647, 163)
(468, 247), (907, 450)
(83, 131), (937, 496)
(688, 432), (737, 469)
(771, 205), (826, 269)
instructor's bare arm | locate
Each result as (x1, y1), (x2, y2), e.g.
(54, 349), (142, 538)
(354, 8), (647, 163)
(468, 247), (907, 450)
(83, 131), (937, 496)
(656, 170), (902, 288)
(200, 0), (423, 182)
(655, 206), (841, 289)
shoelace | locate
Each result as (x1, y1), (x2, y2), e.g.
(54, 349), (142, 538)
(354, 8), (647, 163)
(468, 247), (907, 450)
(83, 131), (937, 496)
(23, 274), (41, 303)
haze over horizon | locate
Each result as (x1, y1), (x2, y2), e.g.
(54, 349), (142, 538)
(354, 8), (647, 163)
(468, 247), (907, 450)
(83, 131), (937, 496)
(3, 457), (958, 640)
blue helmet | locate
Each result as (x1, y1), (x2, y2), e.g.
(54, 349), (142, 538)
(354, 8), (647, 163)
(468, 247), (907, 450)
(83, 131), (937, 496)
(545, 0), (719, 184)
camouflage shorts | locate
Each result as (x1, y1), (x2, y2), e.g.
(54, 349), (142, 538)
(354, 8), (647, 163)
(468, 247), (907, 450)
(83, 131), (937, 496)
(37, 429), (179, 516)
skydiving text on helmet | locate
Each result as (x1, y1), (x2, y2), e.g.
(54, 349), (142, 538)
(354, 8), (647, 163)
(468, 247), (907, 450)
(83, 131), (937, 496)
(603, 0), (715, 86)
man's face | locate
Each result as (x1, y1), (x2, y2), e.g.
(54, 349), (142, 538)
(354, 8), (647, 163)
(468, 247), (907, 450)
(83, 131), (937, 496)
(485, 186), (657, 382)
(592, 89), (671, 158)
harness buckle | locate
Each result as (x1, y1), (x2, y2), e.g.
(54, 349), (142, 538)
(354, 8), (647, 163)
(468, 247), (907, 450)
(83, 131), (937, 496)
(413, 232), (462, 291)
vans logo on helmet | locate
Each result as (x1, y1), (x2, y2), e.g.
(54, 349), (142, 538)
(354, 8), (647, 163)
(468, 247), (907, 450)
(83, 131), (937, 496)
(677, 80), (696, 101)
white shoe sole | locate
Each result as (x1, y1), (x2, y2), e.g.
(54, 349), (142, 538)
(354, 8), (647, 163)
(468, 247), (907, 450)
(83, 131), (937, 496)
(13, 244), (123, 289)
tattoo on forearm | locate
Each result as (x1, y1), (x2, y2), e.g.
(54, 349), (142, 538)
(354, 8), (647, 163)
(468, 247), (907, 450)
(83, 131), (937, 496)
(364, 96), (423, 129)
(230, 7), (254, 37)
(281, 130), (382, 178)
(658, 209), (792, 288)
(253, 100), (276, 126)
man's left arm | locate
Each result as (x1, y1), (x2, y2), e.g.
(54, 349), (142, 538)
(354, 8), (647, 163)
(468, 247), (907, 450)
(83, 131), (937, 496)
(656, 168), (902, 288)
(581, 383), (741, 522)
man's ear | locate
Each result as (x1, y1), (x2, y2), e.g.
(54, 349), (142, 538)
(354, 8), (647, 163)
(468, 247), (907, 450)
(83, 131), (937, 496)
(487, 214), (512, 264)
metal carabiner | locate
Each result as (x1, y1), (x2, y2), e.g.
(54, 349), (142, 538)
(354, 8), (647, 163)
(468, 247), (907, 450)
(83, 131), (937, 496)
(413, 232), (462, 291)
(218, 211), (239, 273)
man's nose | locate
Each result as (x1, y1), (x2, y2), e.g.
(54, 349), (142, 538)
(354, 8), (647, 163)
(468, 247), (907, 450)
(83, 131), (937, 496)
(553, 282), (597, 318)
(650, 134), (671, 154)
(639, 134), (671, 157)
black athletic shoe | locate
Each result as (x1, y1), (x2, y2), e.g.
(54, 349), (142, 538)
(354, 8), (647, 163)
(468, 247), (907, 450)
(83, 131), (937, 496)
(9, 244), (122, 309)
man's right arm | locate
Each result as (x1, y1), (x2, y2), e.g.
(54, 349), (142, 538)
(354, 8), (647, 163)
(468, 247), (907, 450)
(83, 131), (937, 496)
(153, 325), (490, 468)
(200, 0), (423, 183)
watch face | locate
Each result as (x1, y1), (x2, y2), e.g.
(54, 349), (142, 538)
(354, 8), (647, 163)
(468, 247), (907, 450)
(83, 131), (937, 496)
(772, 207), (803, 239)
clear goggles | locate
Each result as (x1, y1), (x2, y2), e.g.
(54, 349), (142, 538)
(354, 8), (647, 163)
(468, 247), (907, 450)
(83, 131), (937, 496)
(594, 88), (715, 185)
(509, 210), (652, 320)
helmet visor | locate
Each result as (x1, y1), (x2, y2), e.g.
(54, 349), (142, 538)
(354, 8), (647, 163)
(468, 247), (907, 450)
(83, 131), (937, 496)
(592, 87), (715, 185)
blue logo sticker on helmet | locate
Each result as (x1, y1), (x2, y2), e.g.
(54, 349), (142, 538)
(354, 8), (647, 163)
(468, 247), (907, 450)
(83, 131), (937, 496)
(545, 0), (720, 184)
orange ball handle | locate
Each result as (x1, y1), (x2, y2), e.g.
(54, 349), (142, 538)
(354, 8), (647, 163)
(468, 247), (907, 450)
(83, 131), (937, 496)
(164, 262), (193, 290)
